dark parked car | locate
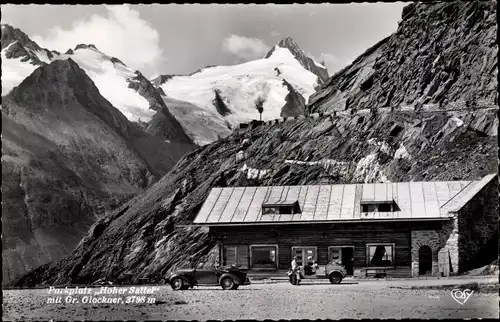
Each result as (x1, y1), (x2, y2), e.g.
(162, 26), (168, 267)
(167, 265), (251, 290)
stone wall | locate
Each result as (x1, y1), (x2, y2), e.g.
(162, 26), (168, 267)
(439, 218), (459, 274)
(411, 217), (460, 277)
(411, 229), (443, 276)
(456, 176), (499, 273)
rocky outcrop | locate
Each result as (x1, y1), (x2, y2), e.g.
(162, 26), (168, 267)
(74, 44), (99, 51)
(280, 80), (308, 117)
(266, 37), (329, 84)
(308, 1), (497, 115)
(110, 57), (126, 66)
(1, 58), (193, 285)
(150, 75), (179, 87)
(14, 107), (497, 286)
(1, 24), (53, 66)
(212, 89), (232, 116)
(127, 71), (195, 146)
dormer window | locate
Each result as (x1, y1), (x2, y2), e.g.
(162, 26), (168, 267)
(361, 200), (399, 213)
(262, 200), (300, 215)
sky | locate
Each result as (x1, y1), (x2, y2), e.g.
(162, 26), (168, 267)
(2, 3), (408, 78)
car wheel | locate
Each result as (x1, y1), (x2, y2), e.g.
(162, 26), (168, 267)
(329, 272), (343, 284)
(220, 277), (235, 290)
(170, 277), (184, 290)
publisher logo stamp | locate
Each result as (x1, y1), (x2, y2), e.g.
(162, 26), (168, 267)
(451, 288), (474, 305)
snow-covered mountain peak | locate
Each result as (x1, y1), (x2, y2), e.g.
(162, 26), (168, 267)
(156, 44), (319, 145)
(51, 47), (155, 122)
(276, 36), (301, 52)
(2, 25), (157, 122)
(265, 36), (329, 84)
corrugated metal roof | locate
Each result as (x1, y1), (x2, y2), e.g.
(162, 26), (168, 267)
(193, 175), (496, 225)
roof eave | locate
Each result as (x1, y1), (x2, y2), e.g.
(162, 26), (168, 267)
(190, 217), (453, 227)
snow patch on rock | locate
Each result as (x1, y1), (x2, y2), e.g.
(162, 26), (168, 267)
(366, 138), (391, 154)
(236, 150), (247, 162)
(241, 163), (270, 180)
(285, 158), (351, 176)
(394, 144), (411, 160)
(353, 153), (388, 183)
(450, 116), (464, 127)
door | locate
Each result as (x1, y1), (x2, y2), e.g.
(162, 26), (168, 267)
(419, 245), (432, 275)
(194, 269), (219, 285)
(341, 247), (354, 275)
(329, 246), (355, 275)
(292, 247), (317, 266)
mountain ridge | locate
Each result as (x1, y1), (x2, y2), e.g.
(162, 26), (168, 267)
(1, 24), (196, 149)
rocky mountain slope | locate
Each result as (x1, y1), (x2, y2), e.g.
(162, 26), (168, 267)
(13, 1), (498, 287)
(308, 1), (497, 114)
(153, 38), (324, 145)
(1, 43), (196, 284)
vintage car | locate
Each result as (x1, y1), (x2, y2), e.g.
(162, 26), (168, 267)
(167, 265), (251, 290)
(287, 261), (348, 285)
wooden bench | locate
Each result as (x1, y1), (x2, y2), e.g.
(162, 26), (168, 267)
(363, 268), (387, 278)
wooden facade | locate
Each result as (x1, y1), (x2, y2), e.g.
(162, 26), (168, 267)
(211, 221), (443, 277)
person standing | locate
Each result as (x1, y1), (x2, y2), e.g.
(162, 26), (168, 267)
(291, 256), (301, 285)
(311, 260), (319, 274)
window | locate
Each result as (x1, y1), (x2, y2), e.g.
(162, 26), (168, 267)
(292, 247), (317, 266)
(262, 205), (295, 215)
(361, 201), (398, 213)
(366, 243), (395, 267)
(223, 245), (249, 268)
(250, 245), (277, 269)
(378, 203), (392, 212)
(262, 207), (278, 215)
(362, 204), (377, 212)
(223, 246), (237, 266)
(262, 201), (300, 215)
(278, 205), (294, 214)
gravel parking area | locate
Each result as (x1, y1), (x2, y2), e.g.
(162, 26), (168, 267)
(3, 279), (498, 320)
